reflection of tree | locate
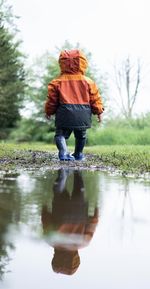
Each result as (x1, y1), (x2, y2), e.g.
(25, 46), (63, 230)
(119, 179), (134, 242)
(109, 178), (134, 243)
(120, 179), (133, 219)
(41, 169), (100, 275)
(0, 178), (21, 280)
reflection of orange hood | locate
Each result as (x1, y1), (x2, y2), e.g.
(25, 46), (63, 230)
(52, 249), (80, 275)
(59, 50), (88, 74)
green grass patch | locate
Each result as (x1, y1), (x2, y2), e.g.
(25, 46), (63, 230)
(85, 145), (150, 174)
(0, 142), (56, 158)
(86, 127), (150, 145)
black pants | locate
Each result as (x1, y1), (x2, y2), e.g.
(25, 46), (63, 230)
(55, 128), (86, 140)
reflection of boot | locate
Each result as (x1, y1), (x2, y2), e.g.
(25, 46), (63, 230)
(53, 169), (71, 193)
(73, 138), (86, 160)
(55, 136), (75, 161)
(72, 171), (85, 195)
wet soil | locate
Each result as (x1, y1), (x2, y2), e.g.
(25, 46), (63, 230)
(0, 150), (113, 173)
(0, 149), (150, 180)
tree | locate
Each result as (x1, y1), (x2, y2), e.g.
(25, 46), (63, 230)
(113, 56), (143, 119)
(0, 0), (25, 138)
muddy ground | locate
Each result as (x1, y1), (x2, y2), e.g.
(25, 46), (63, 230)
(0, 149), (122, 178)
(1, 149), (150, 181)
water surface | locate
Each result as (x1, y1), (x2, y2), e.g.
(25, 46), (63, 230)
(0, 168), (150, 289)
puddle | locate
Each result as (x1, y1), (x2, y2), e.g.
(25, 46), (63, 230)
(0, 168), (150, 289)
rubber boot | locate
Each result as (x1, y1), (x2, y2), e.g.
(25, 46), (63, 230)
(73, 138), (86, 160)
(55, 136), (75, 161)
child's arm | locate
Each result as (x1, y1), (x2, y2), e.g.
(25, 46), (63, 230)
(45, 80), (59, 118)
(89, 81), (104, 116)
(97, 114), (102, 122)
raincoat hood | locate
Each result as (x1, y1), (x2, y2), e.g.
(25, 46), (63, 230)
(59, 49), (88, 74)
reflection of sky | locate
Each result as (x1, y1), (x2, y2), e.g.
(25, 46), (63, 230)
(17, 174), (36, 195)
(1, 170), (150, 289)
(99, 174), (150, 246)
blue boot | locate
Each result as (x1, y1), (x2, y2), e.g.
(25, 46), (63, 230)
(55, 136), (75, 161)
(73, 152), (85, 161)
(73, 138), (86, 161)
(59, 153), (75, 161)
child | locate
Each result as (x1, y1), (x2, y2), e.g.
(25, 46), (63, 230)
(45, 49), (104, 161)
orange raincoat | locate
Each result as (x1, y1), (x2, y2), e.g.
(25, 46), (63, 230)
(45, 50), (104, 129)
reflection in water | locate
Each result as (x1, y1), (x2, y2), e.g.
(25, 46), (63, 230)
(0, 170), (150, 289)
(0, 177), (20, 280)
(41, 169), (99, 275)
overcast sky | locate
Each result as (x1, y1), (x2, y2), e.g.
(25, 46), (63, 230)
(12, 0), (150, 114)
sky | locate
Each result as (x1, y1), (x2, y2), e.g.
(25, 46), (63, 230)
(12, 0), (150, 114)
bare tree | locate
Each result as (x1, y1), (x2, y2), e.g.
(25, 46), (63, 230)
(113, 56), (142, 119)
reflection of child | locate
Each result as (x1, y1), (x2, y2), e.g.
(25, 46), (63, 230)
(41, 169), (99, 275)
(45, 49), (104, 161)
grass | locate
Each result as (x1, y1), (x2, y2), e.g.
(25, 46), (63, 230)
(0, 142), (150, 176)
(0, 142), (56, 158)
(85, 145), (150, 174)
(86, 127), (150, 145)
